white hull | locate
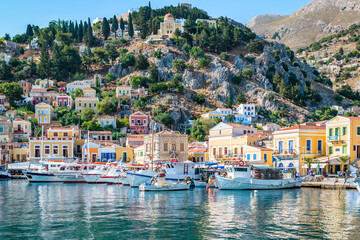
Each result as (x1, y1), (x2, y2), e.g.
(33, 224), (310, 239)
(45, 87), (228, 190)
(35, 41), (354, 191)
(194, 180), (215, 188)
(139, 182), (190, 191)
(215, 175), (301, 190)
(83, 174), (102, 184)
(98, 176), (122, 184)
(57, 173), (86, 183)
(25, 172), (61, 182)
(127, 171), (199, 187)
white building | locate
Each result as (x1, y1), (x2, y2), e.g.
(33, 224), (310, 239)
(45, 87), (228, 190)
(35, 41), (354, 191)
(66, 81), (91, 93)
(93, 17), (103, 25)
(237, 104), (256, 117)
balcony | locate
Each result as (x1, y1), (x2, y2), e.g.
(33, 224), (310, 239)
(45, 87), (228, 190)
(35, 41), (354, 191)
(328, 135), (345, 142)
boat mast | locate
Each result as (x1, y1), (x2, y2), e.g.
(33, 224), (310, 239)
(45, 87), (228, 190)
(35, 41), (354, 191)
(41, 125), (44, 162)
(87, 130), (90, 163)
(151, 118), (154, 171)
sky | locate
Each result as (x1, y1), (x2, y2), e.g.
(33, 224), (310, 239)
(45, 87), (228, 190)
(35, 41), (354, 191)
(0, 0), (312, 37)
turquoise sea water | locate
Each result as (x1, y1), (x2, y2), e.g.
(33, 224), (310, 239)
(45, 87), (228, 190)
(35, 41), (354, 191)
(0, 181), (360, 240)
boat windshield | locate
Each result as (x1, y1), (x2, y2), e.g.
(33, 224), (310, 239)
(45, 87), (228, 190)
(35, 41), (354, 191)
(234, 167), (247, 172)
(253, 168), (283, 180)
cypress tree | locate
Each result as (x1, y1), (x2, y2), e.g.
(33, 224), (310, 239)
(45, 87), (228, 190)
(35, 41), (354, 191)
(83, 21), (88, 38)
(102, 17), (110, 40)
(62, 20), (67, 33)
(111, 15), (119, 38)
(74, 21), (78, 42)
(69, 21), (75, 39)
(226, 93), (233, 109)
(26, 24), (34, 38)
(128, 13), (134, 38)
(120, 18), (125, 37)
(78, 20), (83, 42)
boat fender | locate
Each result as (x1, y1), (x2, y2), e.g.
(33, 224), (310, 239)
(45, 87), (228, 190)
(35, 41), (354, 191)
(144, 163), (150, 169)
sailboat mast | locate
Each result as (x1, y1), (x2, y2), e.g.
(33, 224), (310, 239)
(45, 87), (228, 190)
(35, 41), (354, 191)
(151, 118), (154, 171)
(40, 126), (44, 162)
(87, 130), (90, 163)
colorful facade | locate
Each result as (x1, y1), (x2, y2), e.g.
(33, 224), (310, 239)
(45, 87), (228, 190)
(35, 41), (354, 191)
(13, 119), (31, 135)
(83, 87), (96, 98)
(66, 81), (91, 93)
(129, 112), (149, 134)
(242, 145), (273, 167)
(150, 14), (185, 40)
(39, 79), (55, 89)
(75, 97), (99, 113)
(98, 115), (117, 129)
(56, 94), (72, 109)
(35, 103), (53, 124)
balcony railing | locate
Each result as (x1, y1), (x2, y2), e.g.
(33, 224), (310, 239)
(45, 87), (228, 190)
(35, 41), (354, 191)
(329, 136), (339, 141)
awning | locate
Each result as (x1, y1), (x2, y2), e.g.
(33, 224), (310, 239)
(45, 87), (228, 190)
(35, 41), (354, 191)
(302, 163), (327, 169)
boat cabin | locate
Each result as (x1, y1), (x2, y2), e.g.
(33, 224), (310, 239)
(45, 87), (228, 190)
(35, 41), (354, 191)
(225, 166), (285, 180)
(163, 161), (197, 176)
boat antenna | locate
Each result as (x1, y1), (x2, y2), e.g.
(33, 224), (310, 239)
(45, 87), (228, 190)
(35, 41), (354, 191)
(151, 117), (154, 171)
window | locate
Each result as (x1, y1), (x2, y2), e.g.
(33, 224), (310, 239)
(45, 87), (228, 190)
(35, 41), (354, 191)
(329, 146), (333, 154)
(171, 143), (176, 151)
(329, 128), (333, 136)
(253, 154), (257, 160)
(53, 145), (59, 155)
(0, 126), (3, 133)
(213, 148), (216, 156)
(357, 127), (360, 136)
(64, 132), (68, 137)
(44, 117), (47, 122)
(247, 154), (250, 160)
(278, 141), (283, 154)
(164, 143), (168, 151)
(45, 110), (48, 114)
(180, 143), (185, 151)
(306, 140), (311, 152)
(335, 128), (339, 136)
(317, 140), (322, 152)
(288, 140), (294, 153)
(44, 145), (50, 155)
(35, 145), (40, 158)
(54, 132), (58, 137)
(343, 127), (347, 135)
(264, 154), (267, 160)
(343, 145), (347, 154)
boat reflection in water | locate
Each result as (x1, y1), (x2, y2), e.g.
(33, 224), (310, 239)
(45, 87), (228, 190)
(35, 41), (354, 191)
(1, 181), (360, 239)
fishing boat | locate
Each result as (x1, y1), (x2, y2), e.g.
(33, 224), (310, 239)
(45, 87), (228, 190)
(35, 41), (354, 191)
(193, 179), (215, 188)
(82, 164), (109, 183)
(139, 172), (191, 191)
(215, 165), (301, 190)
(127, 161), (200, 187)
(98, 165), (128, 185)
(57, 163), (95, 183)
(0, 166), (12, 180)
(24, 161), (66, 183)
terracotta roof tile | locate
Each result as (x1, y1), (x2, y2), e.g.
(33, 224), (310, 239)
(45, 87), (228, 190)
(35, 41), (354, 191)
(276, 125), (325, 132)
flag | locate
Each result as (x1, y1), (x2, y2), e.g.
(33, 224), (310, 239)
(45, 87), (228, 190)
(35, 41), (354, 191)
(149, 120), (152, 134)
(154, 121), (157, 131)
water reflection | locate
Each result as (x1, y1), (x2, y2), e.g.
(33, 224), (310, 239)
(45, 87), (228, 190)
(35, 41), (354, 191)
(0, 181), (360, 239)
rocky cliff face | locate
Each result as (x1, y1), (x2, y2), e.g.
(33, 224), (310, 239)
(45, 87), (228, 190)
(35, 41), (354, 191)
(247, 0), (360, 49)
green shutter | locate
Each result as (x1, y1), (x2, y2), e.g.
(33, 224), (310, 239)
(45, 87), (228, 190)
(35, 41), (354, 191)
(342, 145), (347, 154)
(343, 127), (347, 135)
(357, 127), (360, 135)
(329, 129), (333, 136)
(329, 146), (333, 154)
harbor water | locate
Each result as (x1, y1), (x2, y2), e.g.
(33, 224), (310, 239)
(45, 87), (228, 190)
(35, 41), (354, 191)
(1, 181), (360, 239)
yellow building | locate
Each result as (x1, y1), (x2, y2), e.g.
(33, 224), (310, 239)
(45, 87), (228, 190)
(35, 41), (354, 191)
(149, 14), (185, 40)
(39, 79), (55, 88)
(83, 87), (96, 98)
(208, 122), (258, 162)
(35, 102), (53, 124)
(273, 122), (326, 174)
(188, 142), (209, 162)
(13, 119), (31, 135)
(242, 145), (273, 167)
(116, 85), (132, 99)
(115, 146), (134, 162)
(325, 116), (360, 173)
(83, 79), (96, 87)
(29, 128), (74, 161)
(13, 146), (29, 162)
(75, 97), (99, 113)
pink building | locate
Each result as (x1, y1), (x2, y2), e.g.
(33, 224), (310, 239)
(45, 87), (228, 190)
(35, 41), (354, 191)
(18, 80), (32, 97)
(129, 112), (150, 135)
(56, 94), (72, 109)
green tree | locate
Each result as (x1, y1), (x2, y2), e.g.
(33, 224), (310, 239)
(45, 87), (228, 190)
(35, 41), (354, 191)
(153, 50), (163, 59)
(148, 63), (159, 83)
(111, 15), (119, 38)
(0, 82), (24, 106)
(0, 62), (13, 80)
(128, 13), (134, 38)
(226, 93), (233, 109)
(339, 155), (350, 173)
(242, 68), (253, 79)
(172, 59), (186, 72)
(26, 24), (33, 40)
(120, 18), (125, 37)
(102, 17), (110, 40)
(93, 48), (109, 65)
(135, 53), (149, 70)
(198, 57), (210, 68)
(71, 88), (83, 99)
(303, 157), (315, 175)
(220, 52), (229, 61)
(97, 96), (118, 115)
(226, 114), (235, 122)
(194, 93), (205, 104)
(78, 20), (84, 42)
(81, 119), (104, 131)
(133, 99), (147, 110)
(190, 47), (204, 59)
(58, 110), (80, 126)
(236, 92), (247, 104)
(130, 76), (148, 87)
(155, 113), (173, 127)
(119, 54), (135, 68)
(105, 44), (120, 63)
(246, 40), (265, 53)
(80, 108), (95, 122)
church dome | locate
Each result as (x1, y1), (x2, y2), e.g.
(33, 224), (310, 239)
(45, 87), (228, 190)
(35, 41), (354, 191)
(164, 13), (174, 20)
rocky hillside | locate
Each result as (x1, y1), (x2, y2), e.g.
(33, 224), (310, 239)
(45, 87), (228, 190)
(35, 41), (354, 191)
(247, 0), (360, 49)
(105, 38), (338, 125)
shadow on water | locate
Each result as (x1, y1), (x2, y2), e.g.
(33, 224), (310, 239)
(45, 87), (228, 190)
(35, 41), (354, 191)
(0, 181), (360, 239)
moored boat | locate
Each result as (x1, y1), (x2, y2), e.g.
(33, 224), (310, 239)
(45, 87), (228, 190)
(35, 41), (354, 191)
(139, 173), (191, 191)
(215, 165), (301, 190)
(0, 166), (12, 180)
(24, 161), (65, 183)
(83, 164), (109, 184)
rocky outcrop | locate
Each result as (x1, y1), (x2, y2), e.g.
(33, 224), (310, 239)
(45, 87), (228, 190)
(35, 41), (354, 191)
(182, 70), (205, 90)
(247, 0), (360, 49)
(108, 64), (134, 78)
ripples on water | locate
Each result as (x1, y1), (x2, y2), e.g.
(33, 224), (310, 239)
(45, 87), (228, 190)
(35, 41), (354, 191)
(0, 181), (360, 240)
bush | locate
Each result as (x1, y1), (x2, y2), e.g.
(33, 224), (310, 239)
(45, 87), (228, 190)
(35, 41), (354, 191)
(130, 76), (148, 87)
(118, 38), (127, 44)
(172, 59), (186, 72)
(242, 68), (253, 79)
(190, 47), (204, 59)
(104, 73), (116, 83)
(74, 72), (85, 80)
(220, 52), (229, 61)
(232, 74), (242, 84)
(186, 63), (194, 71)
(119, 48), (128, 55)
(155, 113), (174, 126)
(119, 54), (135, 68)
(149, 83), (168, 94)
(194, 93), (205, 104)
(182, 43), (191, 54)
(281, 62), (289, 72)
(198, 57), (210, 68)
(246, 55), (255, 63)
(135, 53), (149, 70)
(246, 40), (265, 53)
(153, 50), (163, 59)
(292, 61), (300, 67)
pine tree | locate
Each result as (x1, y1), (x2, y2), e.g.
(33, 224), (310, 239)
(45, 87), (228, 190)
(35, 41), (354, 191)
(78, 20), (84, 42)
(26, 24), (34, 38)
(84, 18), (95, 47)
(128, 13), (134, 38)
(111, 15), (119, 38)
(74, 21), (78, 42)
(120, 18), (125, 37)
(102, 17), (110, 40)
(226, 93), (233, 109)
(236, 92), (247, 104)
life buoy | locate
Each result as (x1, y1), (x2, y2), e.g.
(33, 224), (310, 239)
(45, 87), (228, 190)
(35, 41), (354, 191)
(232, 162), (237, 167)
(238, 160), (245, 167)
(157, 163), (163, 169)
(144, 163), (150, 169)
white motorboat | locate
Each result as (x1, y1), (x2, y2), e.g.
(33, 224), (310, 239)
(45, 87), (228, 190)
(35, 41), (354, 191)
(57, 163), (95, 183)
(83, 165), (109, 183)
(139, 173), (191, 191)
(0, 166), (12, 180)
(215, 165), (301, 190)
(24, 161), (66, 183)
(194, 179), (215, 188)
(127, 161), (200, 187)
(98, 165), (128, 185)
